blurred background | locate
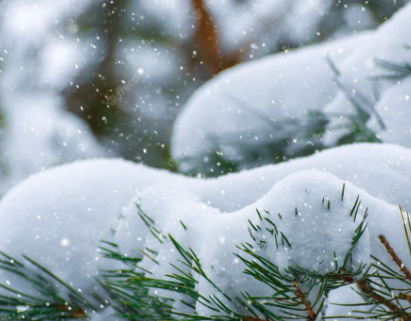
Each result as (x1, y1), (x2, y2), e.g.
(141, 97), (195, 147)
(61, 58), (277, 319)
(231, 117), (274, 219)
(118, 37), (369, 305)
(0, 0), (408, 194)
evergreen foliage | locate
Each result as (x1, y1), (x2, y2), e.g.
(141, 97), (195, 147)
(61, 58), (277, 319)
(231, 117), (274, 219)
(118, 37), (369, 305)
(1, 191), (411, 320)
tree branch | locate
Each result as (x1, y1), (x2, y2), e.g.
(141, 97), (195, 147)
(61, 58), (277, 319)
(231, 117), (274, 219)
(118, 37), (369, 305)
(357, 279), (410, 320)
(379, 234), (411, 282)
(293, 281), (316, 321)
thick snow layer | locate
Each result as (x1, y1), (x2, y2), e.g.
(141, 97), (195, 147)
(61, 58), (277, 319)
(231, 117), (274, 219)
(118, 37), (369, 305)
(191, 143), (411, 212)
(324, 285), (367, 318)
(1, 143), (411, 318)
(323, 2), (411, 147)
(116, 143), (411, 263)
(171, 2), (411, 173)
(171, 32), (371, 172)
(120, 169), (373, 272)
(116, 169), (405, 317)
(0, 159), (181, 304)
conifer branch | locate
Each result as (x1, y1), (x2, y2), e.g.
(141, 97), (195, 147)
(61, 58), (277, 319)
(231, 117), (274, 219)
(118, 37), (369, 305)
(357, 279), (410, 320)
(0, 252), (98, 320)
(0, 191), (393, 321)
(378, 234), (411, 283)
(292, 282), (316, 321)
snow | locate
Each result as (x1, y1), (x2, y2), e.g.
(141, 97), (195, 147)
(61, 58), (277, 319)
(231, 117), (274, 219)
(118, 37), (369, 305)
(115, 168), (405, 317)
(368, 78), (411, 146)
(117, 142), (411, 264)
(171, 2), (411, 173)
(324, 285), (367, 318)
(189, 143), (411, 212)
(171, 32), (372, 172)
(0, 1), (411, 319)
(323, 2), (411, 147)
(132, 169), (373, 273)
(0, 95), (105, 195)
(1, 143), (409, 317)
(0, 159), (181, 305)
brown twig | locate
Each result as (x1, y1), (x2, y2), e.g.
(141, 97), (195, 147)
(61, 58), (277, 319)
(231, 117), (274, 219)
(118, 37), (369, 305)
(293, 281), (316, 321)
(379, 234), (411, 282)
(398, 292), (411, 305)
(191, 0), (242, 74)
(354, 234), (411, 320)
(357, 279), (410, 320)
(399, 206), (411, 259)
(191, 0), (223, 74)
(55, 304), (87, 318)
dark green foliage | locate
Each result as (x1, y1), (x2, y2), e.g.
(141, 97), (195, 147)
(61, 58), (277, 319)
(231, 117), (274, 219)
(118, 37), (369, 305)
(0, 252), (98, 320)
(0, 191), (410, 320)
(334, 208), (411, 320)
(372, 55), (411, 82)
(179, 106), (328, 177)
(179, 50), (411, 177)
(92, 194), (371, 321)
(325, 56), (384, 146)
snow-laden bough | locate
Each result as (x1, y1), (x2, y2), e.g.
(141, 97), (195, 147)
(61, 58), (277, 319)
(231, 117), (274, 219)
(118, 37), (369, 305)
(0, 143), (411, 318)
(171, 2), (411, 174)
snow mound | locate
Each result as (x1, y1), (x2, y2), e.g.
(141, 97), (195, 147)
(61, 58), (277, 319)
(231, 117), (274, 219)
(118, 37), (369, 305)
(0, 159), (180, 301)
(171, 2), (411, 173)
(116, 169), (404, 317)
(1, 143), (410, 317)
(116, 142), (411, 263)
(120, 170), (372, 272)
(171, 33), (370, 173)
(189, 143), (411, 212)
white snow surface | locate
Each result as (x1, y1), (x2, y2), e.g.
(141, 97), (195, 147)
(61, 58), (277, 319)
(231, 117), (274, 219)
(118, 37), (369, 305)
(0, 159), (181, 305)
(116, 169), (404, 317)
(1, 143), (411, 318)
(171, 2), (411, 172)
(1, 1), (411, 319)
(324, 284), (367, 319)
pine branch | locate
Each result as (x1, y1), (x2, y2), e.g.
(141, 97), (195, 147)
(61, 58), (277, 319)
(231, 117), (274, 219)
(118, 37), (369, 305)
(371, 55), (411, 81)
(292, 282), (316, 321)
(336, 207), (411, 320)
(98, 191), (370, 321)
(378, 234), (411, 283)
(325, 56), (385, 142)
(0, 252), (99, 320)
(357, 279), (410, 320)
(0, 187), (377, 320)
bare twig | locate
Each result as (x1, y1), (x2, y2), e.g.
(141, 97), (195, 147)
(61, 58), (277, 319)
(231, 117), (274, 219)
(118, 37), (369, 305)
(293, 281), (316, 321)
(55, 304), (87, 318)
(379, 234), (411, 283)
(357, 279), (410, 320)
(191, 0), (224, 74)
(398, 292), (411, 305)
